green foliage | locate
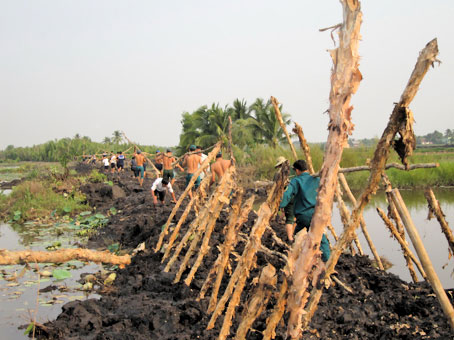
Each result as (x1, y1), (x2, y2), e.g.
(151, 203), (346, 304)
(73, 212), (109, 237)
(88, 169), (107, 183)
(177, 98), (292, 153)
(0, 179), (88, 222)
(52, 269), (72, 280)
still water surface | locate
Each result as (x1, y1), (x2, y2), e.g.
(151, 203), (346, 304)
(331, 188), (454, 288)
(0, 222), (102, 339)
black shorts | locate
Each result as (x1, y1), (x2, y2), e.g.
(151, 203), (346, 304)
(110, 163), (116, 169)
(154, 189), (166, 202)
(104, 165), (109, 170)
(155, 163), (163, 171)
(117, 161), (124, 169)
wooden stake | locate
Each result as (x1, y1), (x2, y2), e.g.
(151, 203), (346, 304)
(376, 207), (423, 281)
(234, 265), (277, 340)
(339, 173), (383, 269)
(335, 184), (363, 255)
(263, 278), (288, 340)
(287, 2), (363, 337)
(271, 96), (298, 161)
(170, 170), (232, 280)
(301, 37), (439, 332)
(204, 195), (255, 311)
(390, 189), (454, 330)
(293, 122), (315, 174)
(155, 142), (222, 252)
(161, 176), (210, 263)
(183, 168), (235, 286)
(207, 163), (289, 334)
(425, 188), (454, 255)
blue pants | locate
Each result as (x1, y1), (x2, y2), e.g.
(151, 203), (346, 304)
(295, 214), (331, 262)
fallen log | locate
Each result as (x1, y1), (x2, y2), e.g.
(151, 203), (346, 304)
(0, 249), (131, 267)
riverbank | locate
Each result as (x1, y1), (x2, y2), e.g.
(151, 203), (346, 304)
(25, 164), (453, 339)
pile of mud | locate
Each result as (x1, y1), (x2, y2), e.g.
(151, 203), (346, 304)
(36, 168), (452, 339)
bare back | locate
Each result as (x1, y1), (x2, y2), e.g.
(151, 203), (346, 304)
(162, 154), (175, 170)
(135, 154), (145, 166)
(211, 158), (231, 182)
(184, 154), (201, 174)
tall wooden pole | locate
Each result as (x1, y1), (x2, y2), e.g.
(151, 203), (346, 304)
(293, 122), (315, 174)
(271, 96), (298, 161)
(390, 189), (454, 330)
(301, 38), (439, 331)
(287, 2), (363, 337)
(338, 173), (383, 269)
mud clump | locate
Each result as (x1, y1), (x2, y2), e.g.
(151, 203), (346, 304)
(35, 169), (453, 339)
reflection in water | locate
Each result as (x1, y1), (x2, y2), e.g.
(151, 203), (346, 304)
(332, 188), (454, 288)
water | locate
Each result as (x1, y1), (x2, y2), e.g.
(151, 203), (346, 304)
(0, 222), (103, 339)
(330, 188), (454, 288)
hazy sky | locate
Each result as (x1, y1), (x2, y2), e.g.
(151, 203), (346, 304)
(1, 0), (453, 150)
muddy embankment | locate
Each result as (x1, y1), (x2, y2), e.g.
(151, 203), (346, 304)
(35, 164), (453, 339)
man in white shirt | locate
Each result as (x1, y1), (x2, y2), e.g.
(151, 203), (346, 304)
(151, 178), (177, 205)
(196, 146), (208, 179)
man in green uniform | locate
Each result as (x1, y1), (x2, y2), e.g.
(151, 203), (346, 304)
(279, 159), (331, 262)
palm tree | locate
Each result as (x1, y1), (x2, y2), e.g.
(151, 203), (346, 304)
(103, 137), (112, 144)
(229, 98), (251, 120)
(112, 130), (123, 145)
(248, 98), (291, 148)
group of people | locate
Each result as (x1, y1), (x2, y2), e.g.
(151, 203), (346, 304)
(101, 151), (126, 174)
(84, 146), (330, 262)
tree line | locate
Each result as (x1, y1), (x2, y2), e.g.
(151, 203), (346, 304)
(177, 98), (291, 152)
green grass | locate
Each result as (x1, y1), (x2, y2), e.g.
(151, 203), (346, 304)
(0, 179), (88, 222)
(235, 144), (454, 191)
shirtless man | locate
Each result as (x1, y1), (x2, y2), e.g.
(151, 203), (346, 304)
(155, 150), (164, 176)
(210, 153), (232, 186)
(162, 149), (184, 186)
(134, 150), (146, 186)
(182, 145), (202, 198)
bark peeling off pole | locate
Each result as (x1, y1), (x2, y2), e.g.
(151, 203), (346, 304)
(302, 38), (439, 331)
(183, 168), (236, 286)
(155, 142), (222, 252)
(293, 122), (315, 174)
(207, 163), (289, 335)
(271, 96), (298, 161)
(234, 264), (277, 340)
(0, 249), (131, 267)
(286, 1), (363, 338)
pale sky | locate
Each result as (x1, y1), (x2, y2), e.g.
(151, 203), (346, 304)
(1, 0), (453, 150)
